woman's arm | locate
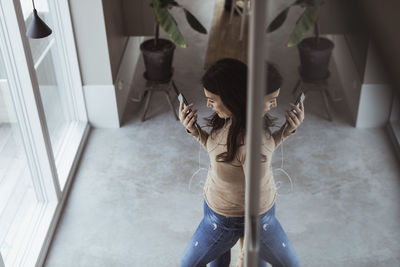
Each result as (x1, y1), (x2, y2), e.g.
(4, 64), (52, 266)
(179, 99), (209, 148)
(272, 123), (296, 148)
(186, 126), (209, 149)
(273, 99), (305, 149)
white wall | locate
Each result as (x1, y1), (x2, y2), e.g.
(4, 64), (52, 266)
(102, 0), (129, 82)
(69, 0), (113, 85)
(82, 85), (120, 128)
(122, 0), (154, 36)
(69, 0), (143, 128)
(331, 35), (393, 128)
(356, 41), (393, 128)
(363, 41), (390, 84)
(356, 83), (393, 128)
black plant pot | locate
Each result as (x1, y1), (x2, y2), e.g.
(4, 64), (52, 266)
(140, 38), (176, 82)
(298, 37), (334, 81)
(224, 0), (233, 11)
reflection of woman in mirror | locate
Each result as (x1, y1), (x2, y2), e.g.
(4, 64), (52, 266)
(179, 58), (304, 267)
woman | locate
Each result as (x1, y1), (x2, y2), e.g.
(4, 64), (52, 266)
(179, 58), (304, 267)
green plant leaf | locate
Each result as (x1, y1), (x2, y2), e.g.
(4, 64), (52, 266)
(287, 6), (318, 47)
(295, 0), (315, 7)
(166, 0), (180, 8)
(293, 0), (309, 8)
(169, 0), (180, 5)
(293, 0), (306, 5)
(267, 7), (290, 33)
(152, 0), (186, 47)
(267, 0), (318, 33)
(154, 0), (178, 9)
(296, 0), (324, 8)
(159, 0), (173, 8)
(183, 8), (207, 34)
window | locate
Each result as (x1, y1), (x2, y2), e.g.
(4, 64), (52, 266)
(0, 48), (39, 267)
(0, 0), (89, 266)
(20, 0), (88, 188)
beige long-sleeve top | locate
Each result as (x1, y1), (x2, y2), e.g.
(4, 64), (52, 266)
(187, 119), (295, 217)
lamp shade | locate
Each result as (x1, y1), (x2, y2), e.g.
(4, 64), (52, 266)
(26, 9), (52, 39)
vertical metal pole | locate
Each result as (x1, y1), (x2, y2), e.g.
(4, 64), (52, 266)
(244, 0), (268, 266)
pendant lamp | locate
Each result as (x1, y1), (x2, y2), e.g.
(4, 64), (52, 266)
(26, 0), (52, 39)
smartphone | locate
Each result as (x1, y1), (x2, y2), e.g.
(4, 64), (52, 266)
(291, 91), (305, 115)
(178, 93), (193, 115)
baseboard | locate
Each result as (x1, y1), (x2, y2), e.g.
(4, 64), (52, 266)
(83, 84), (120, 128)
(356, 83), (393, 128)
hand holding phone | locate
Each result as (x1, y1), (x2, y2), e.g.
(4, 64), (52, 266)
(178, 93), (193, 115)
(285, 91), (305, 131)
(178, 92), (198, 132)
(291, 91), (305, 115)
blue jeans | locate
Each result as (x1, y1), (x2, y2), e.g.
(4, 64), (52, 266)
(181, 200), (300, 267)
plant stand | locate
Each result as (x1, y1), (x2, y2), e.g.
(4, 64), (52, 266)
(292, 67), (342, 121)
(134, 72), (179, 122)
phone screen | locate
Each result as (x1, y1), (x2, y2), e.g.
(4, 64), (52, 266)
(291, 92), (305, 114)
(178, 93), (193, 114)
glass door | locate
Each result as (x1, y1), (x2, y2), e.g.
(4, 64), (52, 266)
(19, 0), (88, 188)
(0, 37), (43, 267)
(0, 0), (89, 265)
(20, 0), (72, 156)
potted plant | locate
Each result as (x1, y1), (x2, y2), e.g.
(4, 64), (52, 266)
(267, 0), (334, 81)
(140, 0), (207, 82)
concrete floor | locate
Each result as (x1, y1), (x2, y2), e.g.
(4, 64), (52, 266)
(45, 0), (400, 266)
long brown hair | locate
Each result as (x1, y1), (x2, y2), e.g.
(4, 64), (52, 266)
(202, 59), (282, 163)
